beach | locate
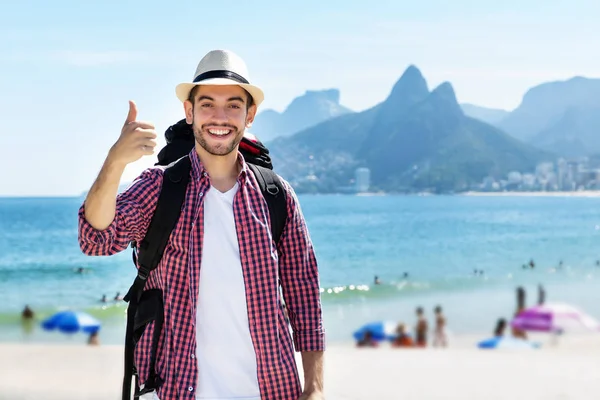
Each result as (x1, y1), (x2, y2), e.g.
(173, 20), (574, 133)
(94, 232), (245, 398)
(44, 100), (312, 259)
(3, 196), (600, 399)
(1, 334), (599, 400)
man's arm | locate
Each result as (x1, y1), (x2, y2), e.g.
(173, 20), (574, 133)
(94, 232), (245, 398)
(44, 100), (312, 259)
(277, 179), (325, 397)
(83, 158), (127, 231)
(300, 351), (324, 397)
(78, 166), (162, 256)
(78, 100), (159, 255)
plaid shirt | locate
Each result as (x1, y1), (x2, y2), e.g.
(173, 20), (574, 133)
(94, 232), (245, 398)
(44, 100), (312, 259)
(78, 149), (325, 400)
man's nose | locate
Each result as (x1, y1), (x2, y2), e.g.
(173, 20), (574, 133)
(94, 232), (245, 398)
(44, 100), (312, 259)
(212, 106), (228, 122)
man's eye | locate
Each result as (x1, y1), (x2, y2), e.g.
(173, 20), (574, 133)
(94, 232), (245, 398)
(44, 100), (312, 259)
(230, 104), (241, 109)
(200, 103), (212, 108)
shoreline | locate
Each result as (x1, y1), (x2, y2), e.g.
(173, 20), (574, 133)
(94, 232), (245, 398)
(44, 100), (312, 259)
(461, 190), (600, 197)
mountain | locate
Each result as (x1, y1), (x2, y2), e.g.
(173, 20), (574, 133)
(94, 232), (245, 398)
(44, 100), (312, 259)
(529, 106), (600, 157)
(498, 76), (600, 142)
(461, 103), (509, 125)
(268, 66), (551, 193)
(250, 89), (353, 142)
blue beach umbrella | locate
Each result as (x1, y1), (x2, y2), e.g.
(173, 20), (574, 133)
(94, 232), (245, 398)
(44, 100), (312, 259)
(353, 320), (398, 342)
(477, 336), (540, 350)
(41, 310), (101, 334)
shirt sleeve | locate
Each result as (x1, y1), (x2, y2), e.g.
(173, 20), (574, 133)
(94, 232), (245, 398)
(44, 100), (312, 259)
(78, 167), (163, 256)
(277, 178), (325, 352)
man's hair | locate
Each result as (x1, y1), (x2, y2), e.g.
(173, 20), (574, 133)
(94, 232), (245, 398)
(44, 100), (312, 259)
(187, 85), (255, 110)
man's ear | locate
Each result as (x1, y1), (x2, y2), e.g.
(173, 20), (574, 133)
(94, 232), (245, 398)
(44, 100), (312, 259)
(184, 100), (194, 124)
(245, 104), (257, 128)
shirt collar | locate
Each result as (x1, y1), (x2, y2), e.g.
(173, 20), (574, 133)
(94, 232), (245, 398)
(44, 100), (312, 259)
(188, 148), (249, 184)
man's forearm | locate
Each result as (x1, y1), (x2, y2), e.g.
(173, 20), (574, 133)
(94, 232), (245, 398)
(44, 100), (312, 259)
(301, 350), (324, 393)
(84, 158), (126, 230)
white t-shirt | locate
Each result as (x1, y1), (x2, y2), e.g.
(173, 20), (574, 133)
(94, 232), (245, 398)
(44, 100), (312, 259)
(195, 182), (261, 400)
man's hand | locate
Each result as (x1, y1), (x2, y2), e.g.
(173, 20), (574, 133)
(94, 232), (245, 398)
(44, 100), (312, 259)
(83, 100), (157, 231)
(107, 100), (157, 167)
(299, 351), (324, 400)
(298, 390), (324, 400)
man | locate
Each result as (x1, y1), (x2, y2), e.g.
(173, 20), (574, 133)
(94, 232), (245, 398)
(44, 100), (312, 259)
(432, 305), (447, 348)
(414, 306), (428, 347)
(78, 49), (325, 400)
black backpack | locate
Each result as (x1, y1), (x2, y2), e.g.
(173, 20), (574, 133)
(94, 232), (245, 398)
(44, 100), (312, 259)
(121, 119), (287, 399)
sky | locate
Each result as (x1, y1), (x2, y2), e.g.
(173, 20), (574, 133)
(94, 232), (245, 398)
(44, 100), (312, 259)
(1, 0), (599, 196)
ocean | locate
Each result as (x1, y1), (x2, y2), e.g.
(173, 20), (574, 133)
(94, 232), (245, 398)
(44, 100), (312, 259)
(1, 194), (599, 345)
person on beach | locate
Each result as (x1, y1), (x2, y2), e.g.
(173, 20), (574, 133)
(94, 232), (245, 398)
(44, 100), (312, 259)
(415, 307), (428, 347)
(537, 284), (546, 305)
(88, 330), (100, 346)
(78, 49), (324, 400)
(512, 287), (528, 339)
(391, 323), (413, 347)
(21, 305), (34, 320)
(21, 305), (35, 336)
(432, 305), (448, 348)
(494, 318), (507, 337)
(356, 330), (379, 348)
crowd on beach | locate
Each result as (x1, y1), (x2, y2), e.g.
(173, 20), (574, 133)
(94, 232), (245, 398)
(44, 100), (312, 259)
(356, 262), (557, 349)
(356, 305), (449, 349)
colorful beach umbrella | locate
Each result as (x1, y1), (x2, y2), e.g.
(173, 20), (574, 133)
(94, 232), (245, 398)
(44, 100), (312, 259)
(353, 320), (398, 341)
(478, 336), (540, 350)
(511, 302), (600, 333)
(41, 310), (101, 334)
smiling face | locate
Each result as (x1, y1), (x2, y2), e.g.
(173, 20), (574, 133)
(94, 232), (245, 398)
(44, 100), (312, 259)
(184, 84), (257, 157)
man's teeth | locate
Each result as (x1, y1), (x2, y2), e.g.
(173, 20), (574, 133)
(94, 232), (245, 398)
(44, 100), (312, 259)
(208, 129), (231, 136)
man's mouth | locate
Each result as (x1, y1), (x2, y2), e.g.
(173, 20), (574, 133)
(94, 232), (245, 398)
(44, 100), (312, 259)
(207, 128), (232, 136)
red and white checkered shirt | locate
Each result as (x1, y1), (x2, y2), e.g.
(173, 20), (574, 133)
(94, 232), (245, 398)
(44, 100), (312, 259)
(78, 149), (325, 400)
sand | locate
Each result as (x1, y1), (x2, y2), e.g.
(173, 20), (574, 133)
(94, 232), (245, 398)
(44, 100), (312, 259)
(1, 334), (599, 400)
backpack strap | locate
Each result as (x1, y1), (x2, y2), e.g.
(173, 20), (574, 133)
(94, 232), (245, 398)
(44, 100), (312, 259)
(134, 155), (192, 279)
(247, 163), (288, 245)
(122, 156), (191, 400)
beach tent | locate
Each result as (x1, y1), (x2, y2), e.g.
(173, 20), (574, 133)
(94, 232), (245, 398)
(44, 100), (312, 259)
(353, 320), (398, 341)
(478, 336), (540, 350)
(511, 302), (600, 334)
(41, 310), (101, 334)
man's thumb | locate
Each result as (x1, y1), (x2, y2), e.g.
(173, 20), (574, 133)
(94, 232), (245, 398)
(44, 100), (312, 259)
(125, 100), (138, 124)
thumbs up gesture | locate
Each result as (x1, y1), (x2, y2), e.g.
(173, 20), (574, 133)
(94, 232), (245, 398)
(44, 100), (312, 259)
(107, 101), (157, 166)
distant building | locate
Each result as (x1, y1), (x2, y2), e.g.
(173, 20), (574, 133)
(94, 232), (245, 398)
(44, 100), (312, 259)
(482, 176), (496, 191)
(557, 158), (568, 190)
(522, 174), (536, 190)
(506, 171), (522, 190)
(355, 167), (371, 193)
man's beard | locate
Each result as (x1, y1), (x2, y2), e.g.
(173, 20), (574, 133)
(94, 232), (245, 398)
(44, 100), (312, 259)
(192, 121), (243, 156)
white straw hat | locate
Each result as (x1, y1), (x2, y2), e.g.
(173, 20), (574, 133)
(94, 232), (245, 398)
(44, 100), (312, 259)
(175, 49), (264, 107)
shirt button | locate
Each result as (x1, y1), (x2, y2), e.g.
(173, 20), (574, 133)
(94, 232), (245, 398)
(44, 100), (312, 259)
(191, 353), (195, 359)
(188, 386), (194, 392)
(199, 192), (203, 197)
